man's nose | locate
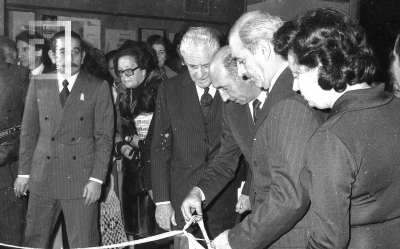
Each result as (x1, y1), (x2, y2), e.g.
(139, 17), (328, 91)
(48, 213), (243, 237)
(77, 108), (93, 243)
(195, 67), (204, 78)
(292, 78), (299, 91)
(237, 62), (247, 78)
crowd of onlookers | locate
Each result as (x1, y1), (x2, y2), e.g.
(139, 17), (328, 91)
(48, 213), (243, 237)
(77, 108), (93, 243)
(2, 7), (400, 249)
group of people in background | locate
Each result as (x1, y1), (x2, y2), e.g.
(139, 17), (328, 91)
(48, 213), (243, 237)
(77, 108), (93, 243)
(1, 6), (400, 249)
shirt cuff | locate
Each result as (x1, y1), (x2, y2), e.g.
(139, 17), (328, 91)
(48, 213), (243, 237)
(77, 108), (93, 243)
(155, 201), (171, 206)
(89, 177), (103, 184)
(18, 175), (29, 178)
(194, 187), (205, 201)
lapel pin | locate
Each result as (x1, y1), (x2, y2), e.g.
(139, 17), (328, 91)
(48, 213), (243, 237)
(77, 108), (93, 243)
(80, 93), (84, 101)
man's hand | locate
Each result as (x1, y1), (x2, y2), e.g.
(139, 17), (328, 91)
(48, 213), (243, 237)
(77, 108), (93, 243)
(155, 203), (177, 231)
(83, 180), (102, 206)
(235, 194), (251, 214)
(14, 177), (29, 198)
(181, 187), (203, 222)
(211, 230), (232, 249)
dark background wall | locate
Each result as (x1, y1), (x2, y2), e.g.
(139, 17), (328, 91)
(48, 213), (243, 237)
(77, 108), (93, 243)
(4, 0), (245, 51)
(360, 0), (400, 83)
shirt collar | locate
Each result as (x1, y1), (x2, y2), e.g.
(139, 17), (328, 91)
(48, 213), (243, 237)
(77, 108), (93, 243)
(31, 63), (44, 76)
(195, 83), (217, 101)
(57, 71), (79, 92)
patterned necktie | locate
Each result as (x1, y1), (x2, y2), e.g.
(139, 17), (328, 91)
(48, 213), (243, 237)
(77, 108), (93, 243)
(253, 99), (261, 124)
(59, 79), (70, 107)
(200, 87), (213, 118)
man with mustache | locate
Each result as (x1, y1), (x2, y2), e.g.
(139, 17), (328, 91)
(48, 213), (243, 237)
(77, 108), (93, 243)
(14, 30), (114, 248)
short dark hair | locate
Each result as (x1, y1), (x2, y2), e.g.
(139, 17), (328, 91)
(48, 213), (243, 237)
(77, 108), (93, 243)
(114, 42), (157, 76)
(15, 30), (45, 51)
(50, 30), (83, 52)
(147, 35), (173, 61)
(274, 8), (377, 92)
(0, 36), (17, 61)
(105, 50), (118, 64)
(222, 53), (237, 80)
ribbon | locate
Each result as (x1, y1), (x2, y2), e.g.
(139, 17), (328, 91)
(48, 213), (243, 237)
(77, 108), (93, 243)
(0, 216), (212, 249)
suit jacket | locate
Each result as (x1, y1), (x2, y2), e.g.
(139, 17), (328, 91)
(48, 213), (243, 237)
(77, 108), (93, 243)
(303, 84), (400, 249)
(19, 70), (114, 199)
(198, 68), (326, 248)
(151, 72), (242, 234)
(0, 62), (30, 189)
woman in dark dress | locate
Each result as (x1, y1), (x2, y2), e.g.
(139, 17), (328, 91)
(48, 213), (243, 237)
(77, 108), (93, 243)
(113, 43), (164, 241)
(275, 8), (400, 249)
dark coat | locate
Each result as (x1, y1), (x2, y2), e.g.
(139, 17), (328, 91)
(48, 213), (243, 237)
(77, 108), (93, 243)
(302, 84), (400, 249)
(151, 72), (242, 238)
(198, 68), (326, 248)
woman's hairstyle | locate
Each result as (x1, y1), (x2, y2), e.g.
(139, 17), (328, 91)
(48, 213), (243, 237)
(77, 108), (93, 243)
(146, 35), (173, 61)
(274, 8), (377, 92)
(114, 41), (157, 76)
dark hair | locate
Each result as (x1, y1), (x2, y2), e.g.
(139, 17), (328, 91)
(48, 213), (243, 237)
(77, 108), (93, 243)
(0, 36), (17, 61)
(114, 41), (157, 77)
(82, 46), (108, 80)
(147, 35), (173, 62)
(106, 50), (118, 63)
(50, 30), (83, 52)
(16, 30), (45, 51)
(274, 8), (377, 92)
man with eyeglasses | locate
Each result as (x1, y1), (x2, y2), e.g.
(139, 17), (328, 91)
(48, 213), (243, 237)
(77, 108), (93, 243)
(16, 30), (52, 75)
(14, 30), (114, 248)
(151, 27), (245, 245)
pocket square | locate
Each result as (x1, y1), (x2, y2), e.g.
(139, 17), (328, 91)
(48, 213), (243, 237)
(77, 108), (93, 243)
(80, 93), (84, 101)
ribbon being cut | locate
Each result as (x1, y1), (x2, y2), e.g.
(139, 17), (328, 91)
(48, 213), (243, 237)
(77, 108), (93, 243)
(0, 216), (212, 249)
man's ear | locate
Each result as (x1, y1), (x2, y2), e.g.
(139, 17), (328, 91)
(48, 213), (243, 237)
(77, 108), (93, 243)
(48, 50), (56, 64)
(257, 40), (271, 62)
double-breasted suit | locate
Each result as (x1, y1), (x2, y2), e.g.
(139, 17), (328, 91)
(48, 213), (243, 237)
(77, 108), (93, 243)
(151, 72), (242, 239)
(197, 68), (326, 248)
(0, 62), (30, 246)
(19, 70), (114, 247)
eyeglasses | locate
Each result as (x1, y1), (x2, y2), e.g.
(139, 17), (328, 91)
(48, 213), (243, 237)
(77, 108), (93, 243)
(116, 66), (140, 77)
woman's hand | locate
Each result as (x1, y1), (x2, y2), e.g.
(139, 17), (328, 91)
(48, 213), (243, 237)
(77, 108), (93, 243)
(121, 144), (134, 160)
(128, 135), (141, 149)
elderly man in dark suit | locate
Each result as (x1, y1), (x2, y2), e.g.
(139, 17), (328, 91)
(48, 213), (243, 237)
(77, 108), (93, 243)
(151, 27), (244, 241)
(0, 57), (30, 246)
(14, 30), (114, 248)
(182, 10), (326, 249)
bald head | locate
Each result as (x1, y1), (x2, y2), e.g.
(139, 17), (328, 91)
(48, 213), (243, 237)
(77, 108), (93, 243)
(210, 46), (262, 105)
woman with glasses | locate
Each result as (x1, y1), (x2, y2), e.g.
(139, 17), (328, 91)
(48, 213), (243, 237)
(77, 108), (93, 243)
(274, 8), (400, 249)
(147, 35), (177, 79)
(113, 43), (164, 245)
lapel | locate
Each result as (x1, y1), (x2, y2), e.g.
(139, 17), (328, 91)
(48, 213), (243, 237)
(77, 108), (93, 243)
(206, 91), (223, 145)
(180, 74), (207, 138)
(230, 102), (254, 150)
(252, 67), (294, 137)
(54, 71), (91, 135)
(47, 77), (63, 132)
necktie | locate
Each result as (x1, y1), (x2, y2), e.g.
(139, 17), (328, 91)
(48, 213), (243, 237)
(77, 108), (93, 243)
(253, 99), (261, 124)
(200, 87), (213, 118)
(59, 79), (70, 107)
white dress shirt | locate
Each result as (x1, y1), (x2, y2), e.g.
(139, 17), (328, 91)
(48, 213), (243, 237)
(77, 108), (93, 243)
(30, 63), (45, 76)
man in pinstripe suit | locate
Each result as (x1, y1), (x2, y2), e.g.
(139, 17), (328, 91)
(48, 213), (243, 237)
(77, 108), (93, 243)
(0, 58), (30, 246)
(14, 31), (114, 248)
(182, 11), (326, 249)
(151, 27), (244, 242)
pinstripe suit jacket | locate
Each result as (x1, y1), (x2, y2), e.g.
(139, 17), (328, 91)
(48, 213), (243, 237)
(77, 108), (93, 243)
(18, 70), (114, 199)
(198, 68), (326, 248)
(151, 72), (241, 232)
(0, 62), (30, 189)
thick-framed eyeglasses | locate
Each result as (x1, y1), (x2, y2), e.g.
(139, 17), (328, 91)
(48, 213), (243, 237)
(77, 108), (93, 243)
(117, 66), (140, 77)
